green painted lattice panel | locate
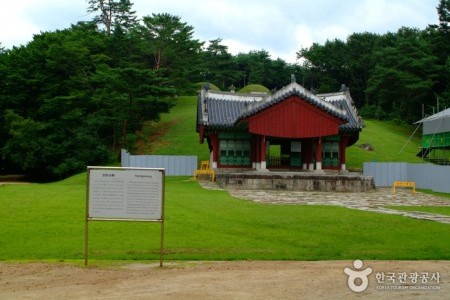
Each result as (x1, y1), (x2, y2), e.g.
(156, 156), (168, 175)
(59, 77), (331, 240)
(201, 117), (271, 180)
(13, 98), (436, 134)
(422, 132), (450, 148)
(324, 135), (341, 142)
(219, 139), (251, 166)
(290, 153), (301, 167)
(219, 132), (251, 139)
(322, 141), (339, 167)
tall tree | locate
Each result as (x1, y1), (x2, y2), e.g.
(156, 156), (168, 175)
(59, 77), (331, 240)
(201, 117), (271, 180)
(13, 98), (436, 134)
(437, 0), (450, 32)
(115, 0), (138, 31)
(87, 0), (137, 35)
(0, 22), (174, 179)
(0, 24), (111, 179)
(366, 28), (440, 122)
(234, 50), (273, 87)
(142, 13), (201, 70)
(345, 32), (380, 107)
(141, 13), (203, 93)
(91, 65), (175, 150)
(430, 0), (450, 109)
(200, 38), (237, 90)
(297, 39), (349, 93)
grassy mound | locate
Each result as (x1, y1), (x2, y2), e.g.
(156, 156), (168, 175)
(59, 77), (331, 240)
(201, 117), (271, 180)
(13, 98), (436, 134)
(238, 84), (269, 94)
(195, 82), (221, 92)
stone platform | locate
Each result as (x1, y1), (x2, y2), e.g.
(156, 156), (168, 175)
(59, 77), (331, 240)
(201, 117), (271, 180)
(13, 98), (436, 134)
(215, 170), (375, 192)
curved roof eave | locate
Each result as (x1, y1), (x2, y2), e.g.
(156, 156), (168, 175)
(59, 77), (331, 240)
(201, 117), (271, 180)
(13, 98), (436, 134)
(237, 83), (348, 123)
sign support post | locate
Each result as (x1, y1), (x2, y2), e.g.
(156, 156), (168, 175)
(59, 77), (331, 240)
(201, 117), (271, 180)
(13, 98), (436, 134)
(159, 176), (165, 267)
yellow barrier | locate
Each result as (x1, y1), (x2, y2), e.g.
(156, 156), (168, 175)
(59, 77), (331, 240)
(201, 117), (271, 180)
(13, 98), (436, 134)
(392, 181), (415, 194)
(194, 161), (215, 181)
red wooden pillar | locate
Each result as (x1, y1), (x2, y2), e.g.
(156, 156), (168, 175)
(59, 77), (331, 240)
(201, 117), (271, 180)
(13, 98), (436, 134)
(251, 135), (257, 169)
(255, 135), (260, 169)
(308, 139), (315, 170)
(260, 135), (267, 170)
(210, 134), (219, 168)
(339, 136), (349, 171)
(315, 137), (323, 170)
(301, 140), (308, 170)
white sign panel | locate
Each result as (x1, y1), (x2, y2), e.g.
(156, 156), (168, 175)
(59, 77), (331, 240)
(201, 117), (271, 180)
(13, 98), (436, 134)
(88, 168), (163, 220)
(291, 141), (302, 152)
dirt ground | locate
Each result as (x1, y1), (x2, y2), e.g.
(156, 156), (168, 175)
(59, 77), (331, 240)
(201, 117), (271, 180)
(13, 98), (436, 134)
(1, 260), (448, 299)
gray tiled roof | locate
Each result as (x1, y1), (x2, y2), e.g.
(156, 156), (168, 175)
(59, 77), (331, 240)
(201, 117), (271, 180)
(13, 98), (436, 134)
(317, 91), (364, 133)
(197, 89), (262, 128)
(206, 98), (248, 127)
(326, 99), (364, 133)
(198, 83), (363, 133)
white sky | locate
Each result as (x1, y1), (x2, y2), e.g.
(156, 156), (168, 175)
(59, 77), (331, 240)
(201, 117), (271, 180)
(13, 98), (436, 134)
(0, 0), (440, 63)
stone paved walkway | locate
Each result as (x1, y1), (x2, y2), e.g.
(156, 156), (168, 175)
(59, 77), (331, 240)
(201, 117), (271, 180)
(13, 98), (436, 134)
(199, 181), (450, 224)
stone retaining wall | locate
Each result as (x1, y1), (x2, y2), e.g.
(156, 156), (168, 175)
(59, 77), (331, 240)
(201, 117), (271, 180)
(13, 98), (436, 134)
(216, 172), (375, 192)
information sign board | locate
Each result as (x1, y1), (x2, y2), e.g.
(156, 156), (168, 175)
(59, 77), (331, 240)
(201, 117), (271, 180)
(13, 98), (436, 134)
(88, 168), (163, 220)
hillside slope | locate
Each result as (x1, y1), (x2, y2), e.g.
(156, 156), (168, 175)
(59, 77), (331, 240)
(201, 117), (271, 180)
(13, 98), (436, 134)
(347, 120), (423, 169)
(136, 97), (424, 169)
(135, 96), (210, 162)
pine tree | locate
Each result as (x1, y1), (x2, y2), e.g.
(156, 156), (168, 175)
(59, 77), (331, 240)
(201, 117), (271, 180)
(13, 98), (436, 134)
(87, 0), (137, 35)
(437, 0), (450, 32)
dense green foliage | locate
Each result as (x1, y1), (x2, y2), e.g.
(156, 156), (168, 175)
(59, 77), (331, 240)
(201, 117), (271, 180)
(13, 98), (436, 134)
(299, 0), (450, 123)
(1, 0), (449, 180)
(1, 175), (449, 261)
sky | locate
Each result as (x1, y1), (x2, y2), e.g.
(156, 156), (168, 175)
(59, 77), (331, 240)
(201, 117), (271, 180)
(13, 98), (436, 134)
(0, 0), (440, 63)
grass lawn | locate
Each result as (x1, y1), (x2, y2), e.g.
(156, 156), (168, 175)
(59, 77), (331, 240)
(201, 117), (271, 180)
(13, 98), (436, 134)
(1, 174), (449, 261)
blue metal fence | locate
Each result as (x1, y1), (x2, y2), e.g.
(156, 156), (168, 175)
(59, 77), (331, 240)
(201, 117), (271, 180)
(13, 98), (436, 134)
(363, 162), (450, 193)
(121, 149), (197, 176)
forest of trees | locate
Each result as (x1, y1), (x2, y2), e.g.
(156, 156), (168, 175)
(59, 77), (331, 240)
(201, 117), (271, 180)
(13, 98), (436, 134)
(0, 0), (449, 180)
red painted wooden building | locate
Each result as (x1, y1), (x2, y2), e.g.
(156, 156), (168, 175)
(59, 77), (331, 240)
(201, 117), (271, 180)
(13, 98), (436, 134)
(196, 77), (364, 171)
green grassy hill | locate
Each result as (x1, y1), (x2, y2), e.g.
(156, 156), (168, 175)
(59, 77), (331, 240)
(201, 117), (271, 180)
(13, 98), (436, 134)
(135, 96), (210, 162)
(136, 96), (424, 169)
(347, 120), (423, 169)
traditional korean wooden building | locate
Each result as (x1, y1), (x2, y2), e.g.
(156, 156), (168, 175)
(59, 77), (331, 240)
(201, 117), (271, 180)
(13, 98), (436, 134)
(196, 77), (364, 171)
